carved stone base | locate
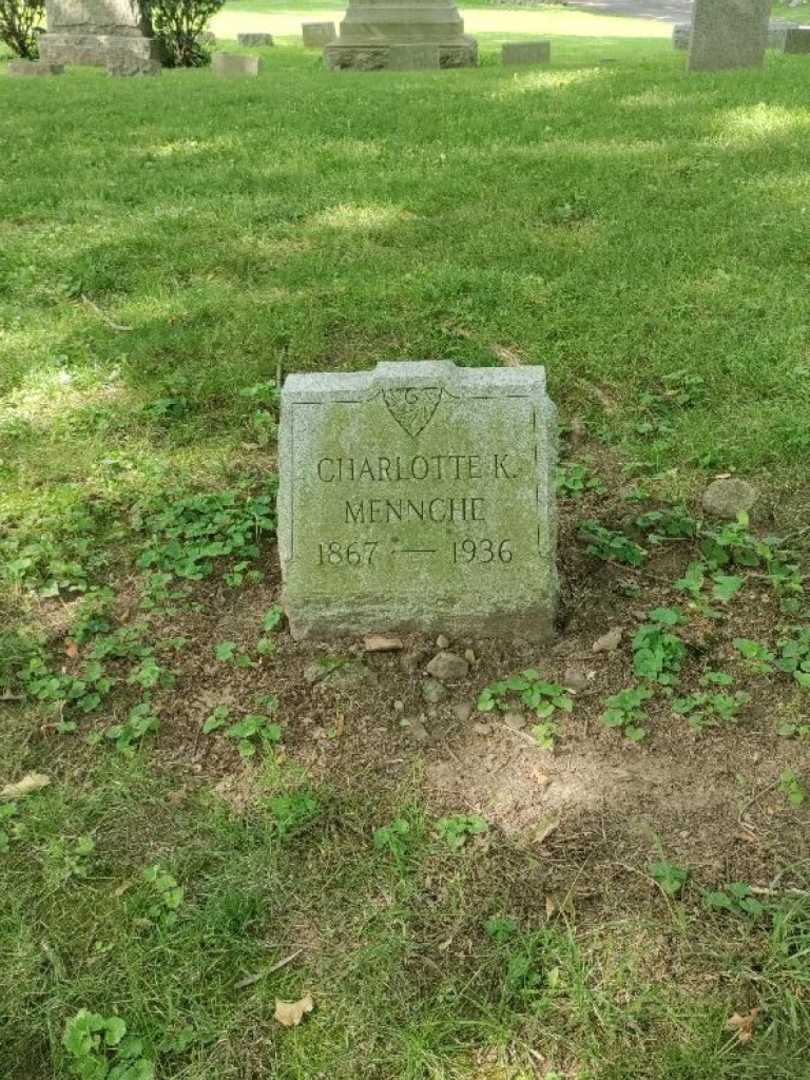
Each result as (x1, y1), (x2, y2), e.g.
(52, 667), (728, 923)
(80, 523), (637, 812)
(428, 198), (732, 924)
(39, 32), (159, 67)
(325, 35), (477, 70)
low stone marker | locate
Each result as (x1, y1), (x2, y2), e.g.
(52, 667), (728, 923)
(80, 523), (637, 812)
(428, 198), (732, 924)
(8, 60), (65, 75)
(212, 53), (262, 77)
(302, 22), (336, 47)
(688, 0), (770, 72)
(278, 360), (558, 641)
(386, 43), (440, 69)
(198, 30), (216, 45)
(784, 26), (810, 53)
(237, 33), (274, 46)
(502, 40), (550, 66)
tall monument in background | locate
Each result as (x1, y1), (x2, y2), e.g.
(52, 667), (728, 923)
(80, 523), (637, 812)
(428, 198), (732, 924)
(39, 0), (159, 68)
(324, 0), (477, 70)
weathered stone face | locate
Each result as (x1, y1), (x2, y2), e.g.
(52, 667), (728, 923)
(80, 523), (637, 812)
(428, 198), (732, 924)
(8, 61), (65, 75)
(212, 53), (261, 76)
(278, 361), (558, 641)
(502, 40), (550, 65)
(386, 43), (440, 68)
(301, 22), (337, 47)
(40, 0), (156, 66)
(673, 23), (690, 49)
(784, 26), (810, 53)
(688, 0), (771, 72)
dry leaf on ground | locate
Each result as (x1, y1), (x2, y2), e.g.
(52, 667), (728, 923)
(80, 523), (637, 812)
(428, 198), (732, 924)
(1, 772), (51, 800)
(274, 994), (314, 1027)
(726, 1007), (759, 1042)
(65, 641), (79, 659)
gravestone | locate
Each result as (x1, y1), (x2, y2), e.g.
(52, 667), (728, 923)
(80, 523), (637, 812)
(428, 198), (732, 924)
(673, 23), (690, 49)
(213, 53), (261, 77)
(502, 40), (550, 65)
(8, 60), (65, 75)
(688, 0), (771, 72)
(302, 21), (336, 47)
(387, 43), (440, 68)
(324, 0), (476, 70)
(39, 0), (159, 68)
(784, 25), (810, 51)
(278, 361), (558, 641)
(238, 32), (274, 46)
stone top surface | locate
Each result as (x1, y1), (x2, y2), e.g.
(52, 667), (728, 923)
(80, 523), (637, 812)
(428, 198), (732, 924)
(278, 360), (557, 641)
(46, 0), (147, 32)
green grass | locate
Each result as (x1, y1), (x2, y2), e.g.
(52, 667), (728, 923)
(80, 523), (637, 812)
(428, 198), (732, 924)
(3, 27), (810, 1080)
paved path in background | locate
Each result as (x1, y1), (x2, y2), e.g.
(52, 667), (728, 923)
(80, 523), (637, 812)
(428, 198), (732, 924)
(570, 0), (691, 22)
(213, 5), (673, 38)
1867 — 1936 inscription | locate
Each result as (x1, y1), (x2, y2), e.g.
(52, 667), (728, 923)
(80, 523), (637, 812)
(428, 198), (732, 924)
(278, 361), (558, 640)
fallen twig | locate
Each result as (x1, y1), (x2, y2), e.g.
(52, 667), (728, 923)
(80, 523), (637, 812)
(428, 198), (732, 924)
(235, 948), (304, 990)
(81, 294), (133, 332)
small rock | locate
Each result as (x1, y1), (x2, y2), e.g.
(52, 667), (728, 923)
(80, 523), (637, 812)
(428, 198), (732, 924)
(452, 702), (473, 723)
(421, 678), (448, 704)
(436, 634), (450, 650)
(407, 719), (429, 742)
(364, 634), (403, 652)
(592, 627), (623, 654)
(303, 663), (327, 685)
(702, 477), (757, 520)
(464, 648), (476, 664)
(504, 711), (527, 730)
(393, 699), (405, 713)
(426, 651), (469, 682)
(563, 665), (589, 692)
(473, 722), (492, 736)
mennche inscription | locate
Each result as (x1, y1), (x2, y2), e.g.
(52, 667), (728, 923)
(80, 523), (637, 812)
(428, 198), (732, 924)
(278, 361), (558, 641)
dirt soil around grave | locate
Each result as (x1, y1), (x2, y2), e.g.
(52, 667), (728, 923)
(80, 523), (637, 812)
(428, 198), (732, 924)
(40, 444), (810, 920)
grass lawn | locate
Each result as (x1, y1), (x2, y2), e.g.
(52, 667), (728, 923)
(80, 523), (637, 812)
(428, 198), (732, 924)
(2, 19), (810, 1080)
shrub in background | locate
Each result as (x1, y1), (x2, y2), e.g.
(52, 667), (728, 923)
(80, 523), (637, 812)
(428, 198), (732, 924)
(0, 0), (45, 59)
(145, 0), (222, 67)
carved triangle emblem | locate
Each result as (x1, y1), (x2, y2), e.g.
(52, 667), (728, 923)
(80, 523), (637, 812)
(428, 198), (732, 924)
(382, 386), (443, 437)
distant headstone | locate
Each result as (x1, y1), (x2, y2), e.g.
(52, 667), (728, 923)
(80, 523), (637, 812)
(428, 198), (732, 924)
(39, 0), (159, 68)
(278, 360), (558, 641)
(197, 31), (217, 45)
(302, 21), (337, 47)
(386, 43), (440, 68)
(673, 23), (690, 49)
(212, 53), (261, 77)
(8, 60), (65, 75)
(324, 0), (477, 70)
(237, 32), (275, 46)
(688, 0), (770, 72)
(784, 26), (810, 52)
(502, 40), (550, 65)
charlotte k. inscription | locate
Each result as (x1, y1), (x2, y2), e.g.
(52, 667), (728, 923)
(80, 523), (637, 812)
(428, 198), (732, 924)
(278, 361), (558, 640)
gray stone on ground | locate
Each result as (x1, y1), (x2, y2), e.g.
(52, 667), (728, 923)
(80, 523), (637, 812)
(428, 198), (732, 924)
(40, 0), (159, 67)
(702, 478), (758, 519)
(502, 40), (550, 65)
(688, 0), (770, 72)
(323, 0), (476, 70)
(386, 43), (440, 69)
(563, 665), (589, 692)
(212, 52), (261, 77)
(238, 32), (274, 46)
(302, 21), (337, 47)
(278, 360), (558, 641)
(364, 633), (403, 651)
(592, 627), (623, 653)
(426, 651), (469, 681)
(436, 634), (450, 649)
(8, 60), (65, 75)
(422, 678), (448, 704)
(784, 26), (810, 52)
